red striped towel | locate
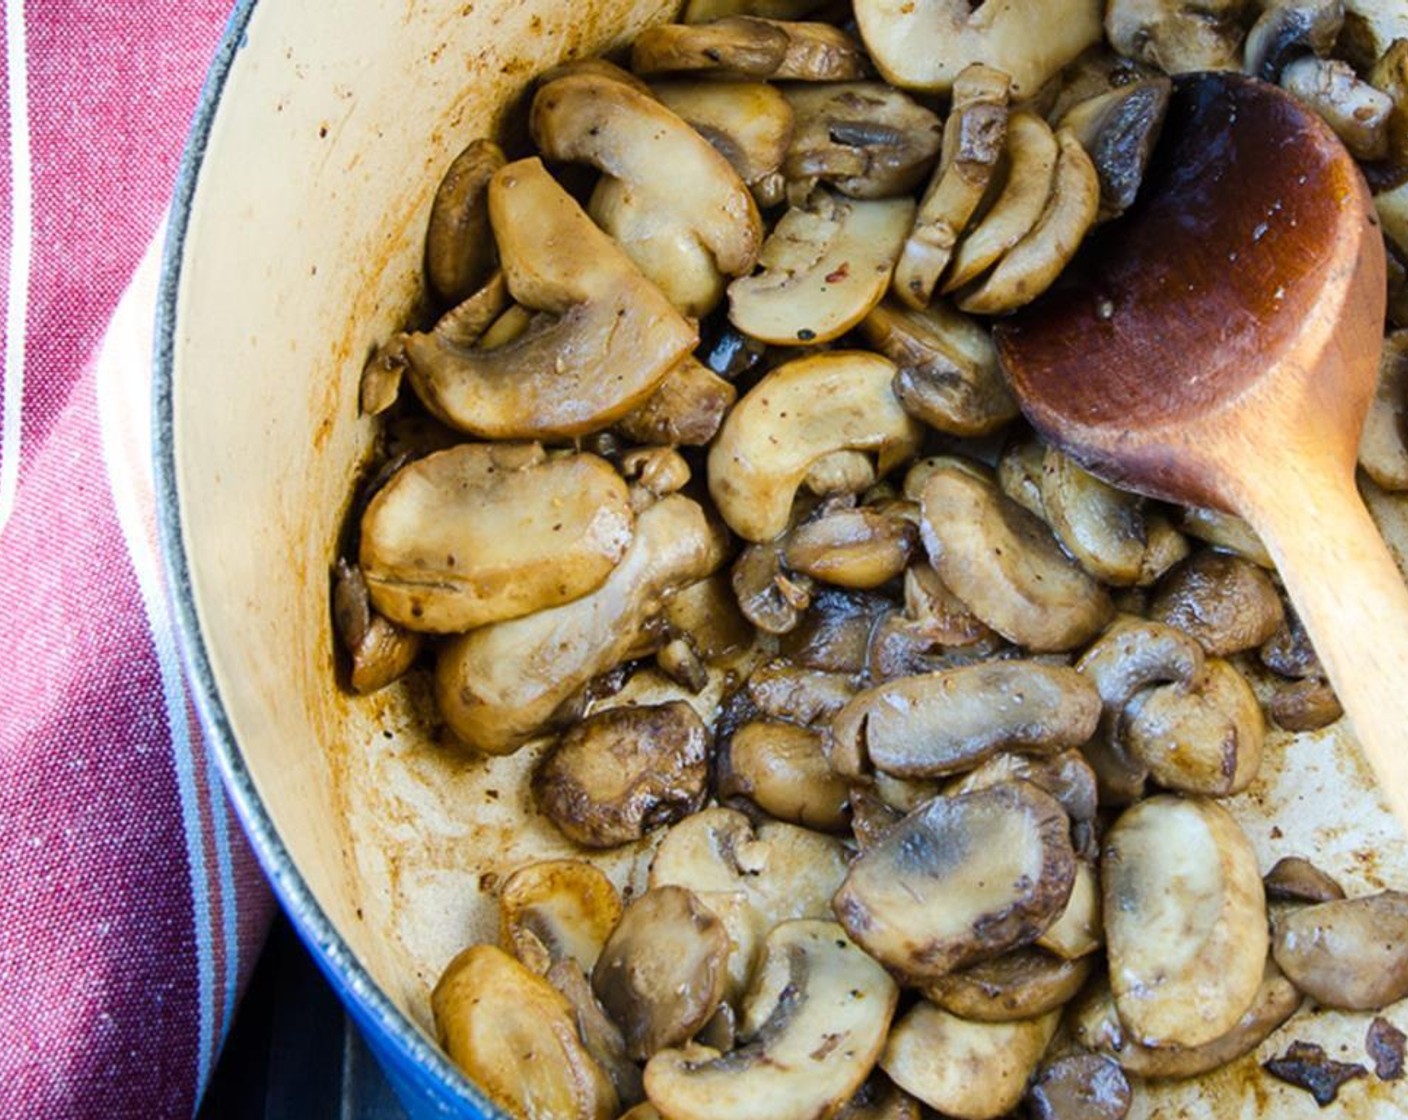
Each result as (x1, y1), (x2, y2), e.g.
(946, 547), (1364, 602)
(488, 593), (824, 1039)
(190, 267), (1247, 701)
(0, 4), (274, 1116)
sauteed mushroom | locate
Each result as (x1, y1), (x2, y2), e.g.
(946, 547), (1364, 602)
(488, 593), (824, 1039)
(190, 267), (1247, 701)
(1280, 56), (1393, 161)
(1243, 0), (1343, 82)
(424, 138), (505, 308)
(331, 559), (422, 694)
(921, 948), (1094, 1021)
(499, 859), (624, 975)
(632, 18), (869, 81)
(1148, 549), (1285, 656)
(717, 719), (851, 831)
(1272, 890), (1408, 1009)
(1105, 0), (1251, 73)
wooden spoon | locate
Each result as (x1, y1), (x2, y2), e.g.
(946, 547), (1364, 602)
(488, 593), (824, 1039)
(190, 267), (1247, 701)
(994, 72), (1408, 828)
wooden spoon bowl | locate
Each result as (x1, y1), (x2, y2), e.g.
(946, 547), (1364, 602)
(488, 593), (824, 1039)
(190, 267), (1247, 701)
(996, 72), (1408, 829)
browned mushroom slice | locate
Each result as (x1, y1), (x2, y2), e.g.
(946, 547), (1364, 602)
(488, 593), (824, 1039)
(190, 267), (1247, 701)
(331, 558), (422, 694)
(645, 920), (898, 1120)
(1280, 56), (1393, 162)
(783, 504), (917, 588)
(918, 463), (1114, 652)
(593, 886), (730, 1060)
(1263, 855), (1346, 904)
(746, 660), (859, 724)
(860, 298), (1019, 436)
(682, 0), (833, 22)
(829, 661), (1100, 779)
(1038, 447), (1148, 586)
(732, 539), (814, 634)
(779, 584), (895, 674)
(499, 859), (624, 975)
(546, 958), (646, 1109)
(664, 575), (756, 663)
(1070, 961), (1303, 1080)
(1058, 76), (1170, 222)
(1243, 0), (1343, 82)
(893, 65), (1010, 310)
(1176, 505), (1274, 567)
(1272, 890), (1408, 1010)
(709, 351), (922, 543)
(728, 190), (915, 346)
(619, 447), (693, 512)
(955, 129), (1100, 315)
(945, 112), (1060, 291)
(879, 1002), (1060, 1119)
(403, 159), (696, 439)
(436, 494), (727, 755)
(424, 138), (505, 307)
(1341, 0), (1408, 70)
(833, 781), (1076, 981)
(718, 720), (851, 832)
(1105, 0), (1250, 74)
(854, 0), (1102, 97)
(946, 749), (1100, 826)
(1026, 1053), (1132, 1120)
(782, 83), (943, 200)
(1358, 331), (1408, 491)
(616, 356), (737, 448)
(1268, 676), (1343, 731)
(921, 948), (1093, 1021)
(1148, 549), (1285, 656)
(534, 702), (711, 848)
(834, 1074), (924, 1120)
(632, 18), (869, 81)
(1371, 39), (1408, 166)
(1102, 795), (1268, 1048)
(432, 944), (618, 1120)
(359, 444), (633, 633)
(1122, 658), (1265, 796)
(652, 80), (794, 207)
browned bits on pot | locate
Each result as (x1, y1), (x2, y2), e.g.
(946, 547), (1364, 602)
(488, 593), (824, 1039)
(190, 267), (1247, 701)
(1263, 1041), (1369, 1106)
(1368, 1016), (1407, 1081)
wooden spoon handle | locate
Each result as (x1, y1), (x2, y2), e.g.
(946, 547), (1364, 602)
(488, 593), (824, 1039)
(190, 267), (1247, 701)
(1241, 468), (1408, 831)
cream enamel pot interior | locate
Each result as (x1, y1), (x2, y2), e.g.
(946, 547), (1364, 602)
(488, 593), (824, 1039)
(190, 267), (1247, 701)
(155, 2), (1408, 1118)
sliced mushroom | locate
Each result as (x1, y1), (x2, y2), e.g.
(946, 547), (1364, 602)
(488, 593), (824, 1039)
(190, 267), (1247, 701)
(664, 574), (756, 663)
(616, 356), (737, 448)
(1037, 858), (1104, 959)
(424, 138), (505, 307)
(643, 921), (899, 1120)
(331, 558), (422, 694)
(1340, 0), (1408, 70)
(359, 444), (633, 633)
(1268, 676), (1343, 731)
(776, 587), (892, 676)
(732, 539), (814, 634)
(946, 749), (1100, 826)
(728, 190), (915, 346)
(1176, 505), (1274, 568)
(859, 298), (1019, 436)
(955, 129), (1100, 315)
(854, 0), (1103, 97)
(747, 660), (860, 723)
(1102, 795), (1268, 1048)
(1280, 56), (1393, 162)
(879, 1002), (1060, 1120)
(631, 18), (869, 81)
(833, 781), (1076, 981)
(1105, 0), (1251, 74)
(1057, 75), (1171, 222)
(783, 504), (917, 588)
(717, 720), (851, 832)
(547, 958), (646, 1109)
(619, 446), (693, 511)
(782, 83), (943, 200)
(1358, 331), (1408, 491)
(709, 351), (922, 542)
(1138, 512), (1193, 586)
(1243, 0), (1343, 82)
(918, 462), (1114, 652)
(1263, 855), (1346, 904)
(1039, 446), (1148, 586)
(945, 112), (1060, 290)
(1148, 549), (1285, 656)
(499, 859), (624, 975)
(534, 701), (711, 848)
(403, 159), (696, 439)
(1026, 1053), (1132, 1120)
(592, 886), (730, 1060)
(805, 452), (878, 496)
(1370, 38), (1408, 166)
(834, 1074), (925, 1120)
(682, 0), (833, 23)
(1272, 890), (1408, 1010)
(921, 948), (1094, 1021)
(828, 661), (1101, 779)
(436, 494), (727, 754)
(892, 65), (1010, 309)
(1122, 658), (1265, 796)
(432, 944), (618, 1120)
(531, 73), (762, 318)
(652, 79), (795, 207)
(1070, 960), (1303, 1080)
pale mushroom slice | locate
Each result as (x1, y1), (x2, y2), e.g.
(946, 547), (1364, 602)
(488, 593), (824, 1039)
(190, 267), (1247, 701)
(651, 80), (794, 207)
(917, 462), (1114, 652)
(727, 190), (916, 346)
(1102, 795), (1268, 1049)
(955, 129), (1099, 315)
(893, 64), (1010, 310)
(432, 944), (618, 1120)
(1057, 75), (1171, 222)
(1176, 505), (1274, 568)
(1105, 0), (1251, 74)
(499, 859), (624, 977)
(945, 749), (1100, 827)
(403, 159), (696, 439)
(854, 0), (1102, 97)
(435, 494), (727, 754)
(717, 720), (851, 832)
(782, 83), (944, 200)
(616, 355), (737, 448)
(1243, 0), (1343, 82)
(1280, 56), (1394, 162)
(828, 661), (1101, 779)
(424, 137), (505, 308)
(944, 111), (1059, 291)
(708, 351), (923, 542)
(592, 886), (730, 1060)
(782, 503), (918, 589)
(1038, 446), (1148, 586)
(879, 1002), (1060, 1120)
(833, 781), (1077, 981)
(631, 17), (870, 82)
(531, 72), (762, 317)
(1360, 329), (1408, 492)
(643, 921), (899, 1120)
(358, 444), (633, 633)
(1271, 890), (1408, 1010)
(1035, 858), (1103, 959)
(921, 948), (1094, 1021)
(859, 298), (1019, 436)
(331, 559), (422, 695)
